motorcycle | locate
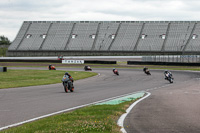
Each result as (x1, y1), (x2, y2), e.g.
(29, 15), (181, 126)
(144, 69), (151, 75)
(165, 74), (174, 83)
(84, 66), (92, 71)
(113, 69), (119, 76)
(48, 65), (56, 70)
(61, 75), (74, 93)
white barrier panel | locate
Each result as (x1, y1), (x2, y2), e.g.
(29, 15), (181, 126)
(62, 60), (84, 64)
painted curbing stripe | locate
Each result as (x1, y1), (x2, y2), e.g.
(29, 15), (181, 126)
(0, 91), (144, 131)
(117, 92), (151, 133)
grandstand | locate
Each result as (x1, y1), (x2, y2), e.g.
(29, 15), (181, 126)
(7, 21), (200, 56)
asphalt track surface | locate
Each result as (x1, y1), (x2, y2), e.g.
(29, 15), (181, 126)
(1, 67), (200, 132)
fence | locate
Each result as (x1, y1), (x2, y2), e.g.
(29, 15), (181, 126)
(142, 55), (200, 63)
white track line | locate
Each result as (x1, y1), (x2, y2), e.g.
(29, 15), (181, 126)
(117, 92), (151, 133)
(0, 91), (144, 131)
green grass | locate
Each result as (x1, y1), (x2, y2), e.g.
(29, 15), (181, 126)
(0, 69), (97, 89)
(0, 99), (138, 133)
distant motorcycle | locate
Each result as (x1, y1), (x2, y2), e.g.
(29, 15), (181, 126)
(61, 75), (74, 93)
(113, 69), (119, 76)
(165, 73), (173, 83)
(84, 66), (92, 71)
(144, 69), (151, 75)
(48, 65), (56, 70)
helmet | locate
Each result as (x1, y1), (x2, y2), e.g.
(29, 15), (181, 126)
(113, 68), (115, 70)
(164, 70), (168, 73)
(65, 72), (69, 75)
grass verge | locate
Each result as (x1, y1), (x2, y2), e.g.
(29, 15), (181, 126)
(0, 99), (138, 133)
(0, 69), (97, 89)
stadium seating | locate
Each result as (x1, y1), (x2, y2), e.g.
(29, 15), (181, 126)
(17, 23), (51, 50)
(110, 23), (143, 51)
(164, 22), (194, 51)
(185, 23), (200, 51)
(67, 23), (98, 50)
(8, 22), (30, 50)
(8, 21), (200, 55)
(137, 23), (168, 51)
(93, 22), (119, 51)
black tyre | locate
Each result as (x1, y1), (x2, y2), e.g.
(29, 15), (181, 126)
(64, 85), (68, 93)
(68, 82), (73, 92)
(169, 78), (173, 83)
(70, 87), (74, 92)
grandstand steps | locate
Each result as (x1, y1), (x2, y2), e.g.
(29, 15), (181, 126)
(39, 23), (53, 50)
(18, 23), (44, 50)
(64, 23), (76, 50)
(16, 22), (31, 50)
(161, 22), (171, 51)
(91, 23), (101, 50)
(183, 22), (197, 52)
(40, 23), (60, 50)
(133, 22), (145, 51)
(108, 23), (122, 51)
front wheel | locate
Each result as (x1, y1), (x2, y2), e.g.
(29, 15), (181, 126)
(64, 85), (68, 93)
(70, 87), (74, 92)
(169, 78), (173, 83)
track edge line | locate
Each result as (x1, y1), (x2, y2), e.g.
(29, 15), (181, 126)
(117, 92), (151, 133)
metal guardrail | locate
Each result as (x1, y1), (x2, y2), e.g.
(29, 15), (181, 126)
(142, 55), (200, 63)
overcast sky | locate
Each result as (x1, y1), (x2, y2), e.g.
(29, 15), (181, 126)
(1, 0), (200, 41)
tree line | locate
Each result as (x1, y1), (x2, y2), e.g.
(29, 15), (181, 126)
(0, 35), (11, 45)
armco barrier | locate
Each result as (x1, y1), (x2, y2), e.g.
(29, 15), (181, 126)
(84, 60), (116, 64)
(0, 59), (61, 63)
(127, 61), (200, 66)
(0, 59), (116, 64)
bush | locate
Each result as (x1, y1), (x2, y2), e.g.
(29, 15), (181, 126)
(0, 47), (7, 56)
(0, 35), (11, 45)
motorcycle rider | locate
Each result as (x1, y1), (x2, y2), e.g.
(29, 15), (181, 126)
(64, 72), (74, 88)
(49, 64), (52, 70)
(113, 68), (117, 73)
(164, 70), (173, 80)
(143, 66), (148, 72)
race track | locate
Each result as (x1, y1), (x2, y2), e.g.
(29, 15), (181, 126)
(0, 67), (200, 132)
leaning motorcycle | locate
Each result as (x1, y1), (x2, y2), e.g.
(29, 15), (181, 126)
(48, 65), (56, 70)
(61, 75), (74, 93)
(144, 69), (151, 75)
(84, 66), (92, 71)
(166, 74), (173, 83)
(113, 69), (119, 75)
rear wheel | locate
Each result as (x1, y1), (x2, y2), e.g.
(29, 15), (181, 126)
(64, 85), (68, 93)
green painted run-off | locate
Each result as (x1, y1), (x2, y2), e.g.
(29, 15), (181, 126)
(96, 92), (145, 105)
